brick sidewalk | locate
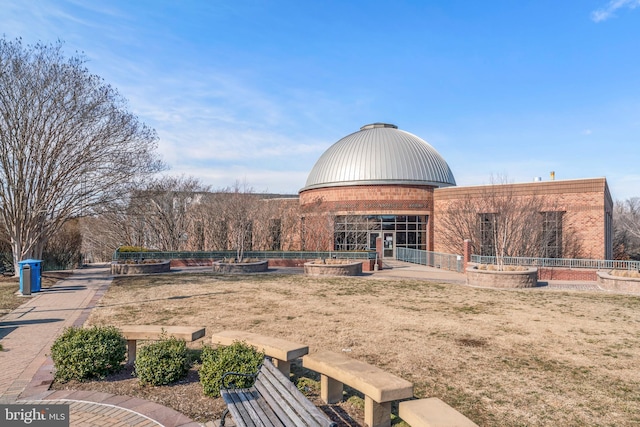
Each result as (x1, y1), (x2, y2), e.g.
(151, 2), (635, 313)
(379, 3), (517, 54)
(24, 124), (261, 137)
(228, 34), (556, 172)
(0, 266), (202, 426)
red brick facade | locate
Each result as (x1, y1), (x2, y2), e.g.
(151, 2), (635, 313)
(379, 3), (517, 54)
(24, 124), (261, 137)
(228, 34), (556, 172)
(299, 184), (435, 214)
(297, 178), (612, 260)
(300, 184), (436, 251)
(433, 178), (613, 260)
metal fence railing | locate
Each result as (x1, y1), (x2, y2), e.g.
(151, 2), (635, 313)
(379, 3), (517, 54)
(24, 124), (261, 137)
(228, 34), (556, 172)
(470, 255), (640, 271)
(1, 252), (77, 274)
(112, 250), (378, 262)
(396, 248), (463, 272)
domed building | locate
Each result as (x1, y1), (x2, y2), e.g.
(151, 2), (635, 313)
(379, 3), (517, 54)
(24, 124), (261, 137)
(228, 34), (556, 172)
(297, 123), (613, 260)
(299, 123), (456, 257)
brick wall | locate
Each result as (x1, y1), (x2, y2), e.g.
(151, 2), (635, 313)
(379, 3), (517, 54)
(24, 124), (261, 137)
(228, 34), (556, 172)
(299, 184), (435, 215)
(295, 178), (612, 260)
(538, 268), (598, 281)
(433, 178), (612, 260)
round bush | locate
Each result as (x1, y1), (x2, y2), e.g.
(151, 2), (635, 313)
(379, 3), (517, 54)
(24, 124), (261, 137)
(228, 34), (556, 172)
(135, 336), (191, 386)
(199, 340), (264, 397)
(50, 325), (126, 382)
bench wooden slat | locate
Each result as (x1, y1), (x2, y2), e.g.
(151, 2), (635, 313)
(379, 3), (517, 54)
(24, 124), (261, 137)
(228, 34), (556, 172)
(222, 388), (273, 427)
(254, 362), (324, 427)
(261, 361), (329, 427)
(220, 359), (336, 427)
(254, 380), (301, 426)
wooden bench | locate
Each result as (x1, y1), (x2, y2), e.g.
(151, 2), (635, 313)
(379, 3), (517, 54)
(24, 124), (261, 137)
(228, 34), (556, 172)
(303, 350), (414, 427)
(211, 330), (309, 376)
(119, 325), (206, 365)
(399, 398), (478, 427)
(220, 358), (337, 427)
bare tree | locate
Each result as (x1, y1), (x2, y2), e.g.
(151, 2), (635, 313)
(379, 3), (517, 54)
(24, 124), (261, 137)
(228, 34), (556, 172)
(300, 196), (336, 251)
(191, 192), (231, 251)
(436, 178), (581, 268)
(218, 181), (262, 261)
(613, 198), (640, 260)
(0, 38), (163, 273)
(43, 219), (82, 269)
(268, 198), (301, 251)
(134, 175), (210, 251)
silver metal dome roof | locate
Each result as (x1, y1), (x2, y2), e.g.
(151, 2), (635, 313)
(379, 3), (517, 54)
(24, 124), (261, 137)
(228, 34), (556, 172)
(302, 123), (456, 191)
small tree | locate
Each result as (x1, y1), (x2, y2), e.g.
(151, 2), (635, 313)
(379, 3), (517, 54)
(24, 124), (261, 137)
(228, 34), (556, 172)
(220, 181), (261, 261)
(300, 196), (336, 251)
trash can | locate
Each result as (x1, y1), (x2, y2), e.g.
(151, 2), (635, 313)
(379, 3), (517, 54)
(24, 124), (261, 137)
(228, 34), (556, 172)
(19, 259), (43, 294)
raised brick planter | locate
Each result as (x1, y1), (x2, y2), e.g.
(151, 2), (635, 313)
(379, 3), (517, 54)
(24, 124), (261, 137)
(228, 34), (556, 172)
(110, 260), (171, 275)
(304, 261), (363, 276)
(466, 266), (538, 288)
(212, 260), (269, 273)
(597, 271), (640, 293)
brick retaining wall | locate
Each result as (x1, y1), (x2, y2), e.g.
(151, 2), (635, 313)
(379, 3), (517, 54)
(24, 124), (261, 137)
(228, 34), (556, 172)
(538, 268), (598, 281)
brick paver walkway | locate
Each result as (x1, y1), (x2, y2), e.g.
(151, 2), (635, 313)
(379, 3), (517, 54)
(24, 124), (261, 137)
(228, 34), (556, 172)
(0, 266), (201, 426)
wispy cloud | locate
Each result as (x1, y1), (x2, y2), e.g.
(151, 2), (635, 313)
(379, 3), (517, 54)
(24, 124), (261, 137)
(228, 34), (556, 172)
(591, 0), (640, 22)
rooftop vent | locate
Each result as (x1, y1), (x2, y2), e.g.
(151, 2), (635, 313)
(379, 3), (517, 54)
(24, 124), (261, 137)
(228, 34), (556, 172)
(360, 123), (398, 130)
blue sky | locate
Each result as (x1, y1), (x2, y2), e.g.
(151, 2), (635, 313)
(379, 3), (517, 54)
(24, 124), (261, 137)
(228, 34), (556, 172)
(2, 0), (639, 200)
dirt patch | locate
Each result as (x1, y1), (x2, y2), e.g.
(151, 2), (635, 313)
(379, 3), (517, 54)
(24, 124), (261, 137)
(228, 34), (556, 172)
(70, 272), (640, 426)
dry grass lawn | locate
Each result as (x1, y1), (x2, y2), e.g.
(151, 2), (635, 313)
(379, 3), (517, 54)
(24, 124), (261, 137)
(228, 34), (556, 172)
(78, 272), (640, 426)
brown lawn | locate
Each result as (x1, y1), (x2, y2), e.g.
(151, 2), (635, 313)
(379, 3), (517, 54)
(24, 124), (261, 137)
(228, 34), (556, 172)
(72, 272), (640, 426)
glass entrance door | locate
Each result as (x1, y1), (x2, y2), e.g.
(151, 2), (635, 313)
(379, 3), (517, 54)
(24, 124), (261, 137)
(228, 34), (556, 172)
(369, 232), (381, 251)
(383, 232), (394, 258)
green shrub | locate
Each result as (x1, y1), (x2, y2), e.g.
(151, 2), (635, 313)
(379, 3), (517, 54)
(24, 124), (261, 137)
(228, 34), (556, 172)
(135, 336), (191, 386)
(50, 325), (126, 382)
(199, 340), (264, 397)
(117, 246), (148, 253)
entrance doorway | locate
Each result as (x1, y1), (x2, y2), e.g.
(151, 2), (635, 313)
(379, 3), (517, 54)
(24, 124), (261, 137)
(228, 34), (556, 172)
(383, 232), (394, 258)
(369, 231), (395, 258)
(369, 232), (380, 251)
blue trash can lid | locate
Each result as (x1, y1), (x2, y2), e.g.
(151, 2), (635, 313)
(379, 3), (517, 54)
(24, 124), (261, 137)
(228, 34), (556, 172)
(18, 259), (42, 264)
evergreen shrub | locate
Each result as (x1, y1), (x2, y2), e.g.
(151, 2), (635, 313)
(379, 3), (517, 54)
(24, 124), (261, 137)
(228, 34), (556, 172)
(50, 325), (126, 382)
(199, 340), (264, 397)
(135, 335), (191, 386)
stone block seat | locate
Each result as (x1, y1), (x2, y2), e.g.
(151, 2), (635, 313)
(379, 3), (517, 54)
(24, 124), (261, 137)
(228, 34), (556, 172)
(118, 325), (206, 365)
(211, 330), (309, 376)
(302, 350), (414, 427)
(399, 398), (478, 427)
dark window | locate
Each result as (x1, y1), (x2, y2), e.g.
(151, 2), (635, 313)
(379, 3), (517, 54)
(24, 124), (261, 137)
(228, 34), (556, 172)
(333, 215), (428, 251)
(269, 219), (281, 251)
(541, 211), (563, 258)
(479, 213), (497, 256)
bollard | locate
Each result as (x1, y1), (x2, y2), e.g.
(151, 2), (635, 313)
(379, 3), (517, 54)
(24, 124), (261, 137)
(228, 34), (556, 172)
(20, 264), (31, 296)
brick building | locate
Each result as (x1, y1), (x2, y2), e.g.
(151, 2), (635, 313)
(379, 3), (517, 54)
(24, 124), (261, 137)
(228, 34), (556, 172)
(297, 123), (613, 260)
